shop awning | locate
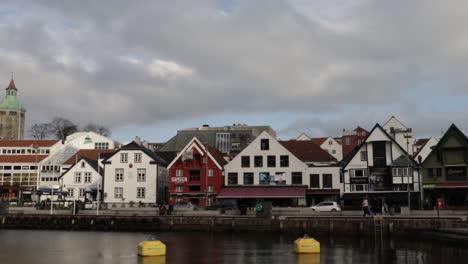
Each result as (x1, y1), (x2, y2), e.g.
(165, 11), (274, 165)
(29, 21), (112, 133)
(423, 182), (468, 189)
(37, 187), (68, 195)
(217, 186), (306, 199)
(306, 189), (340, 195)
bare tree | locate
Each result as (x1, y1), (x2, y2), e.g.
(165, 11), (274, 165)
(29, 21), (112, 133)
(49, 117), (78, 140)
(83, 123), (111, 137)
(29, 123), (51, 139)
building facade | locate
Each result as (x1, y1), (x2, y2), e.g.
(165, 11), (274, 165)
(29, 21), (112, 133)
(65, 131), (116, 150)
(311, 137), (343, 161)
(342, 124), (421, 210)
(60, 157), (104, 202)
(342, 126), (368, 158)
(167, 137), (227, 207)
(421, 124), (468, 209)
(102, 142), (169, 206)
(383, 116), (414, 156)
(0, 78), (25, 140)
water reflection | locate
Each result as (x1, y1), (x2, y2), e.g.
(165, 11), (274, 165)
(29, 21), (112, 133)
(0, 230), (467, 264)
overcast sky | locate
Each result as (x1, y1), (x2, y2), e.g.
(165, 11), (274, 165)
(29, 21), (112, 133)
(2, 0), (468, 142)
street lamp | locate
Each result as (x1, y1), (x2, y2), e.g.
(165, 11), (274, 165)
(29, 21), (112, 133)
(404, 134), (412, 210)
(31, 145), (39, 204)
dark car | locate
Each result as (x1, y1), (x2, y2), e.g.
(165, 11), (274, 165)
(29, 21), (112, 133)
(206, 199), (237, 211)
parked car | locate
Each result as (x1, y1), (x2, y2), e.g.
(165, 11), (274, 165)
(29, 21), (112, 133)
(206, 199), (237, 211)
(310, 202), (341, 212)
(171, 202), (199, 210)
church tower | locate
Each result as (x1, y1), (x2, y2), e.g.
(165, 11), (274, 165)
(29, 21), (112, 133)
(0, 78), (26, 139)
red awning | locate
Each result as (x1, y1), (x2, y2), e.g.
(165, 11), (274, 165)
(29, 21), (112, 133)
(306, 189), (340, 195)
(217, 186), (306, 198)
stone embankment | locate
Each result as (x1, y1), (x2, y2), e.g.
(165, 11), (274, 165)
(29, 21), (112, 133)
(1, 213), (466, 235)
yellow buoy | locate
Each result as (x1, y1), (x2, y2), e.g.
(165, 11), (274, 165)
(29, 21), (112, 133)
(138, 240), (167, 256)
(294, 237), (320, 254)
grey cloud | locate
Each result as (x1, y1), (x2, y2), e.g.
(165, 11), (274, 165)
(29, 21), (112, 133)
(1, 0), (468, 134)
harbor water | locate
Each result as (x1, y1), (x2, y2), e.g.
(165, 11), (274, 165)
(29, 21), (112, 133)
(0, 230), (467, 263)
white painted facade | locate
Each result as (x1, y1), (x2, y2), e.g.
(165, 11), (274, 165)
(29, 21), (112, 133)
(343, 124), (420, 195)
(383, 116), (414, 155)
(65, 131), (115, 150)
(61, 158), (102, 202)
(318, 137), (343, 161)
(103, 144), (168, 205)
(414, 136), (439, 164)
(224, 132), (342, 195)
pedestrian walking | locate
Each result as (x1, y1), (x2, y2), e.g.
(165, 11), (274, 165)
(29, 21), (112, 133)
(362, 195), (370, 217)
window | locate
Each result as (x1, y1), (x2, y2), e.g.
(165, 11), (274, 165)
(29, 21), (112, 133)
(436, 168), (442, 177)
(137, 168), (146, 182)
(260, 139), (269, 150)
(189, 185), (201, 192)
(207, 169), (213, 177)
(176, 169), (183, 177)
(332, 149), (336, 154)
(189, 170), (201, 181)
(346, 138), (350, 145)
(68, 188), (74, 197)
(114, 187), (123, 198)
(115, 169), (124, 181)
(323, 174), (332, 188)
(267, 156), (276, 167)
(351, 184), (368, 191)
(207, 185), (213, 192)
(351, 169), (368, 177)
(216, 133), (231, 153)
(14, 166), (21, 170)
(310, 174), (320, 188)
(241, 156), (250, 168)
(428, 168), (434, 178)
(243, 172), (254, 185)
(360, 151), (367, 161)
(95, 142), (109, 149)
(228, 173), (238, 185)
(120, 153), (128, 163)
(254, 156), (263, 167)
(329, 140), (333, 145)
(74, 172), (82, 183)
(84, 172), (91, 183)
(280, 155), (289, 167)
(81, 162), (85, 168)
(231, 143), (240, 151)
(135, 153), (142, 163)
(137, 187), (146, 198)
(79, 188), (85, 197)
(175, 185), (183, 192)
(22, 166), (29, 170)
(292, 172), (302, 185)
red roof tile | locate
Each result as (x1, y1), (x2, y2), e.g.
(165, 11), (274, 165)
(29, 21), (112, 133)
(64, 149), (115, 165)
(7, 78), (16, 90)
(311, 137), (327, 145)
(204, 144), (227, 166)
(0, 155), (48, 163)
(217, 186), (306, 198)
(0, 140), (61, 147)
(279, 140), (337, 162)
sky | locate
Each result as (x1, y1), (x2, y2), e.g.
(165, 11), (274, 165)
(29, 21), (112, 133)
(2, 0), (468, 142)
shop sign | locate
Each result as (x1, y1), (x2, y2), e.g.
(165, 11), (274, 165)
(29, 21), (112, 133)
(446, 167), (466, 181)
(423, 184), (436, 189)
(171, 177), (188, 183)
(350, 177), (368, 184)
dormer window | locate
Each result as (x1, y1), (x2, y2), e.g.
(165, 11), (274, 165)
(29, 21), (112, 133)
(260, 139), (269, 150)
(81, 162), (85, 168)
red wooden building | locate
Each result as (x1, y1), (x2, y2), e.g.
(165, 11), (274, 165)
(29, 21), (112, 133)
(342, 126), (369, 158)
(167, 137), (227, 207)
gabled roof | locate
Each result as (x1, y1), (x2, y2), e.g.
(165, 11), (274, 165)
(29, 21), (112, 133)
(60, 157), (103, 179)
(311, 137), (327, 145)
(278, 140), (337, 162)
(167, 137), (227, 170)
(296, 133), (311, 140)
(0, 140), (61, 147)
(0, 155), (48, 163)
(415, 138), (429, 146)
(342, 123), (419, 169)
(383, 116), (407, 130)
(391, 155), (416, 167)
(102, 141), (168, 166)
(63, 149), (115, 165)
(434, 124), (468, 150)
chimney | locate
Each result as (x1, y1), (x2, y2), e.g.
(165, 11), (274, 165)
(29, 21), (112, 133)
(134, 136), (141, 145)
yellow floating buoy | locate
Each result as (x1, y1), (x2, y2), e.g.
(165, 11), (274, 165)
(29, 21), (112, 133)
(294, 237), (320, 254)
(138, 240), (167, 256)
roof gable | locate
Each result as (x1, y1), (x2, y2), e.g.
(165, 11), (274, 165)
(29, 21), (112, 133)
(167, 137), (227, 170)
(102, 141), (168, 166)
(435, 124), (468, 150)
(383, 116), (407, 130)
(296, 133), (311, 141)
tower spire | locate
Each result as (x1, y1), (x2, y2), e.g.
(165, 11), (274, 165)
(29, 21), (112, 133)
(7, 74), (17, 90)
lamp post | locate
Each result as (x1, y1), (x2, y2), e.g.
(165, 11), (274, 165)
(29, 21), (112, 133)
(31, 145), (39, 205)
(204, 148), (209, 208)
(404, 134), (412, 211)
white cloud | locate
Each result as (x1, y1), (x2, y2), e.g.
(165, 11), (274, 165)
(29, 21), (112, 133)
(149, 59), (194, 79)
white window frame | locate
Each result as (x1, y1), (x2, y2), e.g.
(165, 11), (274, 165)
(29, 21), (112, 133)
(115, 168), (124, 182)
(135, 153), (142, 163)
(114, 187), (123, 198)
(208, 169), (213, 177)
(176, 169), (183, 177)
(68, 188), (74, 197)
(120, 153), (128, 163)
(79, 188), (85, 197)
(84, 172), (92, 183)
(137, 187), (146, 199)
(207, 185), (213, 192)
(175, 185), (183, 192)
(137, 168), (146, 182)
(74, 172), (82, 183)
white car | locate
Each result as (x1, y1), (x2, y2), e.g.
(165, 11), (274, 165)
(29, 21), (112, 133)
(310, 202), (341, 212)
